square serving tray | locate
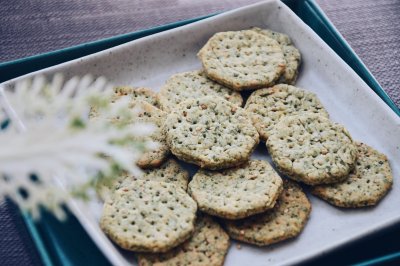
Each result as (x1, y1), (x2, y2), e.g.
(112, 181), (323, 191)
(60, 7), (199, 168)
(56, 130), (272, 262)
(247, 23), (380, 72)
(1, 0), (399, 265)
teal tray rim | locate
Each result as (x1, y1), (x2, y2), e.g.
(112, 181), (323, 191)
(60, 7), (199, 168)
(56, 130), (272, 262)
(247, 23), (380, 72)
(22, 213), (54, 266)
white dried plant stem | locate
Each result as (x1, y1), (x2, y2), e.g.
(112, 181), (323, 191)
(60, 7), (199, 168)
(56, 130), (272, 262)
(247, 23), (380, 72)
(0, 73), (153, 220)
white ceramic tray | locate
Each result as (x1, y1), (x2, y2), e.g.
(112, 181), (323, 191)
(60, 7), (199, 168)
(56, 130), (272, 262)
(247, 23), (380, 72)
(3, 0), (400, 265)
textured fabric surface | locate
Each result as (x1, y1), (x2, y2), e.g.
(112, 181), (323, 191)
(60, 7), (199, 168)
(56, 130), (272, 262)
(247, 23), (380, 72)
(0, 201), (42, 265)
(0, 0), (399, 265)
(317, 0), (400, 108)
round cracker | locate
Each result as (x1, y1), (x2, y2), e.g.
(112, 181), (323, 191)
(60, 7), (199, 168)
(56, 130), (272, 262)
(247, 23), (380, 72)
(164, 96), (259, 170)
(245, 84), (329, 141)
(267, 114), (357, 185)
(138, 214), (230, 266)
(131, 101), (170, 169)
(252, 27), (301, 84)
(113, 86), (159, 107)
(100, 180), (197, 253)
(223, 180), (311, 246)
(312, 142), (393, 208)
(90, 92), (169, 168)
(188, 160), (283, 219)
(158, 70), (243, 112)
(97, 158), (190, 201)
(198, 30), (286, 91)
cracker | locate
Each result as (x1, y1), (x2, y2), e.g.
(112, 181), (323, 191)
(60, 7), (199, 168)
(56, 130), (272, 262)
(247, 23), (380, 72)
(130, 101), (170, 169)
(164, 96), (259, 170)
(100, 180), (197, 252)
(198, 30), (286, 91)
(252, 27), (301, 84)
(113, 86), (159, 107)
(266, 114), (357, 185)
(223, 180), (311, 246)
(188, 160), (283, 219)
(158, 70), (243, 112)
(312, 142), (393, 208)
(138, 215), (230, 266)
(245, 84), (329, 141)
(90, 91), (169, 168)
(97, 158), (190, 201)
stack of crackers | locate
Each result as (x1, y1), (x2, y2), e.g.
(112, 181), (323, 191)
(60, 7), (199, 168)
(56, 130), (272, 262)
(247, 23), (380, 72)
(95, 28), (393, 266)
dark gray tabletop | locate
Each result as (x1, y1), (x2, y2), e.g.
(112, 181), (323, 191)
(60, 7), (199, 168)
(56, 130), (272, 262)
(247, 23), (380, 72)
(0, 0), (399, 265)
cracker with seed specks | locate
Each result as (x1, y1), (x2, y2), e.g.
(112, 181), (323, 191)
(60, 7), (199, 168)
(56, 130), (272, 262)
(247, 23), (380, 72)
(100, 180), (197, 252)
(90, 91), (169, 168)
(158, 70), (243, 112)
(164, 96), (259, 170)
(245, 84), (329, 141)
(252, 27), (301, 84)
(138, 215), (230, 266)
(312, 142), (393, 208)
(188, 160), (283, 219)
(97, 158), (189, 201)
(131, 102), (170, 168)
(113, 86), (159, 107)
(198, 30), (286, 91)
(223, 180), (311, 246)
(267, 114), (357, 185)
